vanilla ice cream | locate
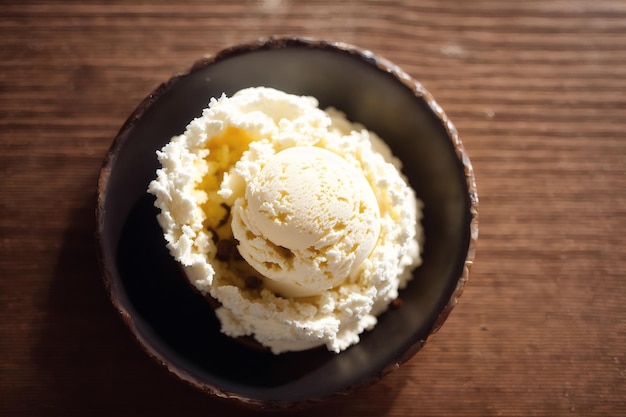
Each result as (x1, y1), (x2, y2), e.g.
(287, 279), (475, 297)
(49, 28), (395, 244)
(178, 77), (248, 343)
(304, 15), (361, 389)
(233, 145), (381, 298)
(148, 87), (423, 354)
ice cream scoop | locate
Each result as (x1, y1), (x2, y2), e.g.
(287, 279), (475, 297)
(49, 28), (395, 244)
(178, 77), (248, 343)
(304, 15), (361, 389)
(148, 86), (423, 353)
(231, 146), (381, 297)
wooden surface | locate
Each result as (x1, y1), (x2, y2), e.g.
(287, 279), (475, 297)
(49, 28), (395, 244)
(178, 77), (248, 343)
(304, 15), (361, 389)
(1, 1), (625, 415)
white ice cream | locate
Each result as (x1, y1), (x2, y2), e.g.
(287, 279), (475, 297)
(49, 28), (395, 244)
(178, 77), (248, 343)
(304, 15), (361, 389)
(233, 145), (381, 297)
(148, 87), (422, 354)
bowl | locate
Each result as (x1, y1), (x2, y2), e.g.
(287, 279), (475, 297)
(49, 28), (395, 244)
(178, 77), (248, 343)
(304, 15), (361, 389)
(95, 36), (478, 408)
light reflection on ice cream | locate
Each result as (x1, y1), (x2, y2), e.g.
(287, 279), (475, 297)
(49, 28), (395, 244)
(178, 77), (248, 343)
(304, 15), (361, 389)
(148, 87), (423, 354)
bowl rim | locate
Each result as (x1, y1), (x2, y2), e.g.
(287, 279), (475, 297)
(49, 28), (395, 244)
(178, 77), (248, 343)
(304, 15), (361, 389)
(95, 35), (479, 408)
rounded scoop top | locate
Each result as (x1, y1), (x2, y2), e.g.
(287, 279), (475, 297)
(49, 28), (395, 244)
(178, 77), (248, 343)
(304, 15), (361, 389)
(233, 146), (381, 297)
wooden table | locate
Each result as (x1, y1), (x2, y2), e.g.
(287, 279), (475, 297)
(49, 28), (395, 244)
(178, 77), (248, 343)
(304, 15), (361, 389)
(1, 1), (625, 415)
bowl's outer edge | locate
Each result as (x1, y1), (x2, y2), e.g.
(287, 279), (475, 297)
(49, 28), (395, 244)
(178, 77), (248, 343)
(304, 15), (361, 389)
(95, 35), (479, 410)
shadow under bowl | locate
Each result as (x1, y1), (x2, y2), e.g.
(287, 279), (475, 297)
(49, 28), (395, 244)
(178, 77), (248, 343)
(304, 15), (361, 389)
(95, 36), (478, 408)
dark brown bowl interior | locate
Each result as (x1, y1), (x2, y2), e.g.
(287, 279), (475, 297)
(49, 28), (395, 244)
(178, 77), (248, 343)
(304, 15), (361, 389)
(96, 37), (478, 407)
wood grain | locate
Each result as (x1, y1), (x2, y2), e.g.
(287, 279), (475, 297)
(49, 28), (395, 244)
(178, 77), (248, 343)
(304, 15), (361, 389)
(1, 1), (625, 416)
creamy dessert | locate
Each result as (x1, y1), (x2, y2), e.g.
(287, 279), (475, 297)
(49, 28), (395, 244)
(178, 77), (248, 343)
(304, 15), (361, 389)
(148, 87), (423, 354)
